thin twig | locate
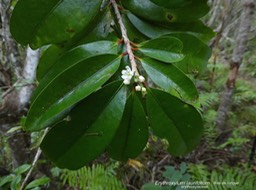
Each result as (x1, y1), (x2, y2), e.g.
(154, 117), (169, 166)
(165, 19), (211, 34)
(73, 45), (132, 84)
(1, 79), (36, 99)
(1, 79), (22, 98)
(126, 184), (139, 190)
(20, 128), (49, 190)
(151, 155), (170, 182)
(110, 0), (139, 76)
(0, 83), (36, 90)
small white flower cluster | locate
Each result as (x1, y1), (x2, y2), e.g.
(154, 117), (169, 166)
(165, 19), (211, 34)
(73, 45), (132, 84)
(135, 85), (147, 93)
(121, 66), (134, 85)
(134, 75), (146, 93)
(121, 66), (147, 95)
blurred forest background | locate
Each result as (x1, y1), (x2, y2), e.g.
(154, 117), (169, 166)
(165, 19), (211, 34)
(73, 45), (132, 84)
(0, 0), (256, 189)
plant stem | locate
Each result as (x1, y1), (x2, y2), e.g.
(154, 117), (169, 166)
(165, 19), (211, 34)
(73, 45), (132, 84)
(20, 128), (49, 190)
(110, 0), (139, 76)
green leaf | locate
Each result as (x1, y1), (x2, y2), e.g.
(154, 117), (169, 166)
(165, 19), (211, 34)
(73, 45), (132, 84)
(150, 0), (210, 22)
(150, 0), (191, 8)
(36, 45), (65, 81)
(11, 175), (21, 190)
(7, 126), (22, 134)
(139, 37), (184, 63)
(108, 93), (148, 161)
(35, 10), (112, 80)
(10, 0), (102, 49)
(77, 9), (113, 45)
(14, 164), (31, 175)
(122, 0), (172, 23)
(170, 33), (212, 74)
(122, 0), (209, 23)
(162, 166), (177, 181)
(165, 21), (215, 43)
(122, 14), (148, 43)
(37, 40), (118, 82)
(25, 177), (50, 189)
(25, 54), (121, 131)
(180, 162), (187, 174)
(141, 58), (198, 101)
(126, 12), (214, 43)
(147, 88), (203, 156)
(0, 174), (15, 187)
(126, 12), (171, 37)
(40, 81), (127, 169)
(141, 183), (162, 190)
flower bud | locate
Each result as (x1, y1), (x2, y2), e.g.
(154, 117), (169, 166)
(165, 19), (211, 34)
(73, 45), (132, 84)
(138, 75), (145, 82)
(135, 85), (142, 91)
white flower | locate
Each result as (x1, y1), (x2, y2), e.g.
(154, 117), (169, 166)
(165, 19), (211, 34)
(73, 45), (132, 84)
(141, 87), (147, 92)
(138, 75), (145, 82)
(125, 66), (131, 71)
(121, 66), (134, 85)
(123, 79), (131, 85)
(135, 85), (142, 91)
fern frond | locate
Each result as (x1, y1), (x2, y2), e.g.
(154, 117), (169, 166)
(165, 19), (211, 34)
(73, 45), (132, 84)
(189, 164), (256, 190)
(60, 164), (126, 190)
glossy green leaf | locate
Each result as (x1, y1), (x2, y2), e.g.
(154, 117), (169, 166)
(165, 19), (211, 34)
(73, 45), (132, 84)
(40, 81), (127, 169)
(127, 12), (170, 37)
(166, 21), (215, 43)
(147, 88), (203, 156)
(122, 14), (148, 43)
(25, 54), (121, 131)
(150, 0), (190, 8)
(37, 40), (118, 82)
(36, 45), (64, 81)
(35, 10), (111, 79)
(170, 33), (212, 74)
(10, 0), (102, 49)
(122, 0), (172, 23)
(77, 9), (112, 45)
(25, 177), (50, 189)
(108, 93), (148, 161)
(122, 0), (209, 23)
(14, 164), (31, 175)
(150, 0), (209, 22)
(141, 58), (198, 101)
(170, 0), (209, 22)
(139, 36), (184, 63)
(126, 12), (215, 43)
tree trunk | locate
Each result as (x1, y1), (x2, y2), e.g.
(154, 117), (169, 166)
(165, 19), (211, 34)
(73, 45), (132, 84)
(216, 0), (255, 142)
(0, 0), (40, 168)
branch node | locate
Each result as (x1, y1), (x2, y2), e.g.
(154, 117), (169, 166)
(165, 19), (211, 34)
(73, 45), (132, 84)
(122, 52), (128, 56)
(118, 38), (124, 44)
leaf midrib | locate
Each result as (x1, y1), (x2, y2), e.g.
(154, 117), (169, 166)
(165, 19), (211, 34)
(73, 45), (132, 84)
(32, 56), (120, 127)
(34, 45), (117, 103)
(30, 54), (118, 112)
